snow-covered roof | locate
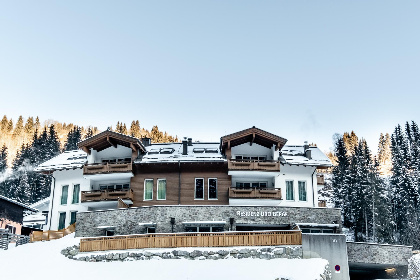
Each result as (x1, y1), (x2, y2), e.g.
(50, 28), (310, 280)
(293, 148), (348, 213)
(137, 143), (226, 163)
(0, 194), (37, 212)
(280, 146), (331, 168)
(34, 150), (87, 172)
(29, 197), (50, 210)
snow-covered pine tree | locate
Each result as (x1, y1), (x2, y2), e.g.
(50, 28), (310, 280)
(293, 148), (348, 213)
(64, 126), (82, 151)
(332, 136), (352, 228)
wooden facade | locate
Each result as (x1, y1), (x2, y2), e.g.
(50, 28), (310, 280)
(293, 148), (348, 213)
(83, 161), (133, 175)
(131, 162), (231, 206)
(229, 187), (282, 199)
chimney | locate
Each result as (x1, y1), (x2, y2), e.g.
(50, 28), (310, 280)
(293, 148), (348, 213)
(182, 137), (188, 155)
(304, 141), (312, 159)
(187, 138), (193, 146)
(141, 137), (151, 147)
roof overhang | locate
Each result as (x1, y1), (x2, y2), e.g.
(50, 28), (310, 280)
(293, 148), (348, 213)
(220, 127), (287, 153)
(77, 130), (146, 154)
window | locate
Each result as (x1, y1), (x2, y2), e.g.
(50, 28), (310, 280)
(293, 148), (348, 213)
(5, 225), (16, 234)
(72, 184), (80, 204)
(144, 179), (153, 200)
(99, 183), (130, 191)
(70, 211), (77, 225)
(298, 181), (307, 201)
(157, 179), (166, 200)
(208, 178), (217, 200)
(236, 181), (267, 189)
(61, 185), (68, 205)
(286, 181), (294, 200)
(58, 212), (66, 230)
(195, 178), (204, 199)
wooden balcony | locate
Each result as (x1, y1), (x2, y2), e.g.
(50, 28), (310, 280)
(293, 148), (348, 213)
(80, 230), (302, 252)
(81, 189), (134, 202)
(83, 162), (133, 175)
(229, 187), (282, 200)
(228, 159), (280, 171)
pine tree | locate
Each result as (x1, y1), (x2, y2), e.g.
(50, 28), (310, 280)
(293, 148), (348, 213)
(84, 127), (94, 139)
(24, 116), (34, 135)
(0, 145), (7, 173)
(47, 125), (61, 159)
(0, 115), (8, 132)
(64, 126), (82, 151)
(34, 116), (41, 132)
(130, 120), (141, 138)
(6, 119), (13, 133)
(12, 115), (24, 138)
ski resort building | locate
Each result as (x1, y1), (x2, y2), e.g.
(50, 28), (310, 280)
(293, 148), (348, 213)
(0, 194), (37, 235)
(35, 127), (332, 232)
(34, 127), (412, 280)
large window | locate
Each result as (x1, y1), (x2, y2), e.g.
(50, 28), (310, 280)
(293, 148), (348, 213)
(61, 185), (68, 205)
(70, 211), (77, 225)
(157, 179), (166, 200)
(72, 184), (80, 204)
(58, 212), (66, 230)
(208, 178), (217, 200)
(236, 182), (267, 189)
(298, 181), (307, 201)
(286, 181), (294, 201)
(195, 178), (204, 200)
(144, 179), (153, 200)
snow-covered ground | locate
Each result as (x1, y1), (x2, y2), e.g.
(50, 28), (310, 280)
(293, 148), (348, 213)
(1, 234), (328, 280)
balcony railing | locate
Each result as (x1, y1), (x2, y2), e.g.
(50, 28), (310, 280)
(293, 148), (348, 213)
(228, 159), (280, 171)
(81, 189), (134, 202)
(83, 161), (133, 175)
(229, 187), (282, 200)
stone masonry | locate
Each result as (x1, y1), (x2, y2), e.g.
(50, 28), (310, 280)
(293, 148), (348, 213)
(76, 205), (341, 237)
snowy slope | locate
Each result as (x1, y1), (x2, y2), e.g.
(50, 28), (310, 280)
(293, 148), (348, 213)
(1, 234), (329, 280)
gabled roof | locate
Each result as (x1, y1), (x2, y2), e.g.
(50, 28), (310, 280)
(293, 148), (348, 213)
(220, 126), (288, 152)
(77, 129), (146, 154)
(0, 194), (37, 212)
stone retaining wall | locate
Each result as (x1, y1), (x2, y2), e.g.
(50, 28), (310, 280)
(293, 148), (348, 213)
(347, 242), (412, 266)
(76, 205), (341, 237)
(62, 245), (303, 262)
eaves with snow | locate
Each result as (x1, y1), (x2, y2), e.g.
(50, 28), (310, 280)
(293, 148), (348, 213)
(34, 150), (87, 172)
(280, 145), (332, 168)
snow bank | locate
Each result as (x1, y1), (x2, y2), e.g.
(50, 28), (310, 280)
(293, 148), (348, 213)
(1, 234), (328, 280)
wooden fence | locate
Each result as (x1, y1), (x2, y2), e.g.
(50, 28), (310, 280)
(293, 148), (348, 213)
(30, 223), (76, 242)
(80, 230), (302, 252)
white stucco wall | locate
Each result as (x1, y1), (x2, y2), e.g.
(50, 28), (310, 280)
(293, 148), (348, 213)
(87, 145), (132, 164)
(275, 164), (318, 208)
(47, 168), (90, 230)
(231, 142), (274, 160)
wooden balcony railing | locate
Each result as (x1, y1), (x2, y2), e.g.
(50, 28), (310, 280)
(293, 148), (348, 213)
(228, 159), (280, 171)
(81, 189), (134, 202)
(229, 187), (282, 200)
(83, 162), (133, 175)
(30, 223), (76, 243)
(79, 230), (302, 252)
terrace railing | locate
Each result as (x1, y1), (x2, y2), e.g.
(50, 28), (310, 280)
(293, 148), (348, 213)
(229, 187), (282, 200)
(83, 161), (133, 175)
(228, 159), (280, 171)
(81, 189), (134, 203)
(79, 230), (302, 252)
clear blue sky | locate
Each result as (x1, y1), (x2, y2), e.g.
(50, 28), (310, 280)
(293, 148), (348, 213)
(0, 1), (419, 152)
